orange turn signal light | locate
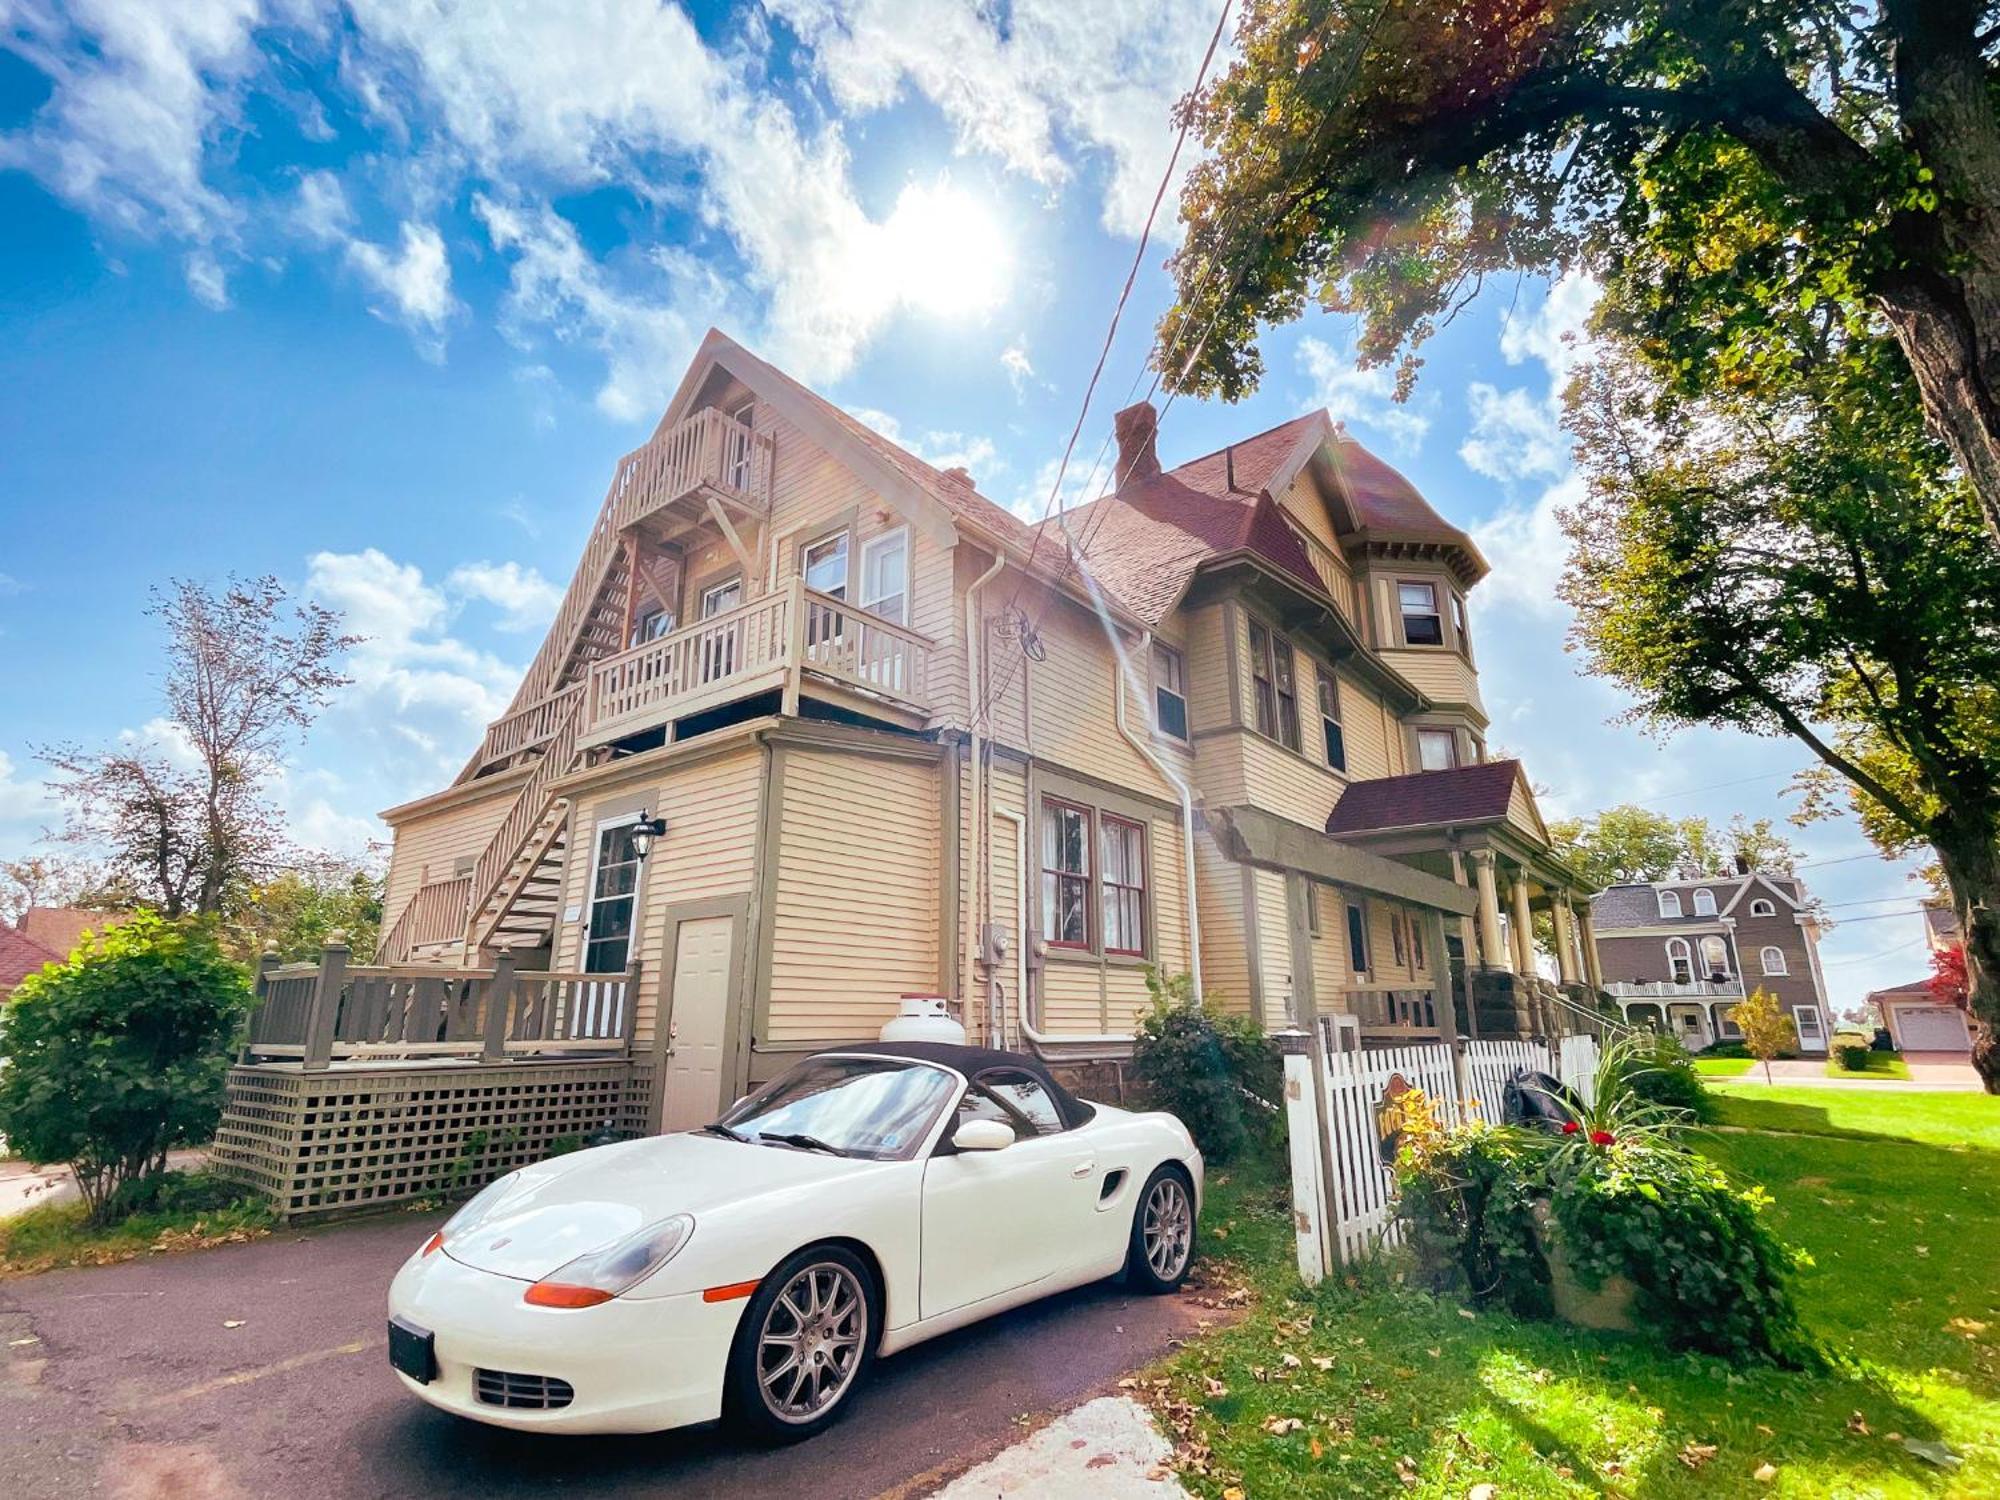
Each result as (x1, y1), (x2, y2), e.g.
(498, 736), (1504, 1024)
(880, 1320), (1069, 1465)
(524, 1282), (616, 1309)
(702, 1279), (760, 1303)
(421, 1231), (444, 1257)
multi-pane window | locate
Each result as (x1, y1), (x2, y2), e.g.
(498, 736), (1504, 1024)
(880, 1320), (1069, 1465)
(1759, 945), (1788, 976)
(632, 607), (674, 646)
(1450, 591), (1471, 657)
(1417, 728), (1458, 772)
(1040, 799), (1091, 949)
(859, 528), (909, 624)
(1666, 938), (1693, 984)
(1152, 643), (1189, 741)
(583, 822), (642, 974)
(802, 532), (850, 598)
(1246, 620), (1300, 751)
(1399, 581), (1444, 646)
(1346, 902), (1369, 976)
(1700, 935), (1731, 979)
(1658, 889), (1683, 918)
(1317, 671), (1346, 771)
(1100, 816), (1147, 956)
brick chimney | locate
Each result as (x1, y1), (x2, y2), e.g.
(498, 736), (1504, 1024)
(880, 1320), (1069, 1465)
(1113, 401), (1161, 486)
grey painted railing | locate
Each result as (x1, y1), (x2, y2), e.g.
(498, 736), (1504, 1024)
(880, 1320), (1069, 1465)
(244, 942), (637, 1070)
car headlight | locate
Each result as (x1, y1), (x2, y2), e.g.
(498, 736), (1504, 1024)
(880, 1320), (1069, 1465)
(523, 1214), (697, 1308)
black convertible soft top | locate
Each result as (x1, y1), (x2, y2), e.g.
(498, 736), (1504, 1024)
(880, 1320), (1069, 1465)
(826, 1041), (1095, 1132)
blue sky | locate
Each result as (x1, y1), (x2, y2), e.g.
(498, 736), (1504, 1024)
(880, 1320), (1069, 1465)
(0, 1), (1937, 1009)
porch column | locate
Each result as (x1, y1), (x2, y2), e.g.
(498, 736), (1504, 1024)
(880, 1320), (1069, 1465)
(1552, 894), (1581, 985)
(1471, 850), (1507, 970)
(1578, 904), (1604, 991)
(1509, 874), (1537, 977)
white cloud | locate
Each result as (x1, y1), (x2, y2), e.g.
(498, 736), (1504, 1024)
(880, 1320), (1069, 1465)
(1500, 271), (1599, 382)
(846, 406), (1001, 482)
(1001, 339), (1035, 396)
(345, 220), (455, 357)
(292, 168), (352, 242)
(0, 749), (57, 841)
(447, 560), (562, 633)
(0, 573), (23, 597)
(1297, 334), (1432, 453)
(0, 0), (267, 242)
(184, 247), (230, 307)
(1460, 382), (1567, 484)
(768, 0), (1227, 239)
(1469, 474), (1581, 621)
(305, 548), (521, 792)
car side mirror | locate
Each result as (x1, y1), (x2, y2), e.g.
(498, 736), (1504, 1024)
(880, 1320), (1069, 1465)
(951, 1119), (1015, 1153)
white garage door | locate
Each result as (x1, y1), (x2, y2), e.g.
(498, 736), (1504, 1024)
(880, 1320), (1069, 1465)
(1897, 1005), (1971, 1051)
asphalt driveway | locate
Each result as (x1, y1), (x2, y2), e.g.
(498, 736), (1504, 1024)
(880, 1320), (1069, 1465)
(0, 1209), (1211, 1500)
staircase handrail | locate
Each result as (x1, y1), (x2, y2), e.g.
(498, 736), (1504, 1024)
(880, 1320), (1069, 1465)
(464, 693), (585, 950)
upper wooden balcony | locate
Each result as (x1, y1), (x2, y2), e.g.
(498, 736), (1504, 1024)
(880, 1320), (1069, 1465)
(580, 575), (935, 746)
(611, 406), (775, 535)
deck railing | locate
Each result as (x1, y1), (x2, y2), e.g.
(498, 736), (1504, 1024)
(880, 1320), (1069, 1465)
(244, 944), (637, 1070)
(464, 691), (584, 946)
(1338, 986), (1442, 1036)
(476, 685), (586, 768)
(1604, 978), (1744, 999)
(585, 575), (933, 738)
(377, 874), (473, 963)
(610, 406), (774, 533)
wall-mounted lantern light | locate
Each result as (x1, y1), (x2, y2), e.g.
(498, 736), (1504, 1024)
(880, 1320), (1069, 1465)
(630, 812), (669, 862)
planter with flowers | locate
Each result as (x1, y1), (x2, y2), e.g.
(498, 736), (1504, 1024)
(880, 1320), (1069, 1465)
(1393, 1038), (1818, 1367)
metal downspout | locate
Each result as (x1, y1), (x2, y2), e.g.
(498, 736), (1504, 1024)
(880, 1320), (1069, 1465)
(964, 550), (1007, 1042)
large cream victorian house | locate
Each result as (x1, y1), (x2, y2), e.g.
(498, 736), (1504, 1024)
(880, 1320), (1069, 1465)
(217, 331), (1603, 1216)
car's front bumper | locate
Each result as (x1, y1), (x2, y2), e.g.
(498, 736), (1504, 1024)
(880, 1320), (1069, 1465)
(386, 1248), (745, 1434)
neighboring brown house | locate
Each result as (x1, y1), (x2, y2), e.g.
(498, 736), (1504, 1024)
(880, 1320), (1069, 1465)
(0, 907), (129, 1000)
(1592, 870), (1832, 1053)
(221, 329), (1601, 1206)
(1866, 899), (1974, 1056)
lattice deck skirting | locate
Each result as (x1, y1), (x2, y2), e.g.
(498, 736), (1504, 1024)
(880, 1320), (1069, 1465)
(212, 1058), (636, 1220)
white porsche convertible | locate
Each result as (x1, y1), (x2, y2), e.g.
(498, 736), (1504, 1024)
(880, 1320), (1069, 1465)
(387, 1041), (1202, 1441)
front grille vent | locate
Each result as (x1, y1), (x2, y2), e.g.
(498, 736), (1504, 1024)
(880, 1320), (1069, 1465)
(474, 1368), (575, 1410)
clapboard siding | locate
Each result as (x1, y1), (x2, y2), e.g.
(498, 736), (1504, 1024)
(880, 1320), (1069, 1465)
(383, 785), (521, 935)
(1194, 833), (1251, 1015)
(765, 748), (940, 1044)
(554, 747), (764, 1045)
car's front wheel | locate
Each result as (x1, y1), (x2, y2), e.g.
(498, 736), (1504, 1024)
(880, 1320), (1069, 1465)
(1125, 1164), (1196, 1293)
(724, 1243), (877, 1443)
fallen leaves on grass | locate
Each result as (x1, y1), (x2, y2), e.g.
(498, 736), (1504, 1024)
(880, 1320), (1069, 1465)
(1679, 1443), (1718, 1470)
(1753, 1461), (1779, 1482)
(1846, 1411), (1871, 1436)
(1947, 1317), (1989, 1338)
(1262, 1416), (1304, 1436)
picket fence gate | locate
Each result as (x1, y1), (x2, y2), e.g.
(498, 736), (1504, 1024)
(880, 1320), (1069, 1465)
(1280, 1028), (1602, 1283)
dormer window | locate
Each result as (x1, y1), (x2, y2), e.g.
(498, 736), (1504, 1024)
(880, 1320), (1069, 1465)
(1692, 888), (1717, 917)
(1658, 890), (1683, 918)
(1398, 581), (1444, 646)
(1750, 898), (1776, 916)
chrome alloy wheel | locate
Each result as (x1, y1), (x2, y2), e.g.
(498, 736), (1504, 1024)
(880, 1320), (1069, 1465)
(756, 1261), (868, 1424)
(1142, 1175), (1193, 1280)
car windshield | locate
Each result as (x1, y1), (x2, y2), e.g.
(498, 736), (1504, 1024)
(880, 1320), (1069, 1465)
(715, 1057), (957, 1161)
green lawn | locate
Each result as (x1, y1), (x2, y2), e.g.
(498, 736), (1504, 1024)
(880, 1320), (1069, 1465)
(1693, 1056), (1755, 1077)
(1155, 1091), (2000, 1498)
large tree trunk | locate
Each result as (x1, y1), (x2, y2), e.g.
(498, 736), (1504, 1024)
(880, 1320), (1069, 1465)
(1931, 827), (2000, 1093)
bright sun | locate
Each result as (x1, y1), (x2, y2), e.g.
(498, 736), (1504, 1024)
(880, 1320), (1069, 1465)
(881, 178), (1011, 320)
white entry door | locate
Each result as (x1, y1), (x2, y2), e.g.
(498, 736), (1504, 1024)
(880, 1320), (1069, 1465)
(1794, 1005), (1826, 1051)
(661, 916), (735, 1132)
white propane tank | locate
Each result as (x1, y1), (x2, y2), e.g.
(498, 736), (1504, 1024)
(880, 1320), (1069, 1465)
(878, 994), (966, 1044)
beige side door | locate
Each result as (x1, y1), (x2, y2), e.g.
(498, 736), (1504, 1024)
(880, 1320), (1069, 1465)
(661, 916), (735, 1132)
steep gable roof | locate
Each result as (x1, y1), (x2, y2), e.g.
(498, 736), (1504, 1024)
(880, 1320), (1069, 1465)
(1324, 758), (1526, 836)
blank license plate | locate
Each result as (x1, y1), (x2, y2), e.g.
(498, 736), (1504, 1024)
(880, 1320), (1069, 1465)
(388, 1316), (436, 1384)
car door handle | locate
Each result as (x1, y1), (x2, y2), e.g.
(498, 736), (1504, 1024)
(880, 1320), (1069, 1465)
(1070, 1160), (1096, 1179)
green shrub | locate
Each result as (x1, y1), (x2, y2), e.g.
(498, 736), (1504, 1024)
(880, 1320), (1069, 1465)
(0, 914), (252, 1225)
(1837, 1043), (1872, 1071)
(105, 1167), (262, 1221)
(1699, 1039), (1750, 1058)
(1613, 1032), (1714, 1121)
(1393, 1091), (1552, 1316)
(1130, 969), (1280, 1164)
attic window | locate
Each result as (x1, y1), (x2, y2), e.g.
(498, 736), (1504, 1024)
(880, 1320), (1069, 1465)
(1398, 581), (1444, 646)
(1692, 888), (1717, 917)
(1658, 890), (1683, 918)
(1750, 898), (1776, 917)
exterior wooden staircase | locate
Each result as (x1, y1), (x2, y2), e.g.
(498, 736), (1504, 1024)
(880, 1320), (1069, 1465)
(463, 689), (586, 954)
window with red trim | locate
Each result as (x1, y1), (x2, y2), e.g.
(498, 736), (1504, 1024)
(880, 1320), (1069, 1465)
(1100, 816), (1147, 955)
(1040, 799), (1091, 948)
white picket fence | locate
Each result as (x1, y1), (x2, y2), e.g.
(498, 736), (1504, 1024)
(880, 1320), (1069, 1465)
(1281, 1029), (1602, 1282)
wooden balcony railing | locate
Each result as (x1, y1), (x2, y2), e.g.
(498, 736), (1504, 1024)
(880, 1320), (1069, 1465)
(476, 685), (586, 769)
(244, 944), (637, 1070)
(585, 576), (933, 740)
(610, 406), (774, 533)
(1339, 986), (1441, 1036)
(377, 874), (473, 963)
